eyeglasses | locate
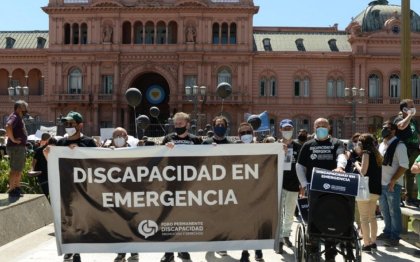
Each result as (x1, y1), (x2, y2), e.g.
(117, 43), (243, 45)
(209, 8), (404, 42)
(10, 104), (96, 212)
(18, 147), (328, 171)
(239, 130), (253, 136)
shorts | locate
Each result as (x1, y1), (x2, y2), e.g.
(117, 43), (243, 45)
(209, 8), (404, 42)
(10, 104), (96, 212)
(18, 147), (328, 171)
(6, 146), (26, 172)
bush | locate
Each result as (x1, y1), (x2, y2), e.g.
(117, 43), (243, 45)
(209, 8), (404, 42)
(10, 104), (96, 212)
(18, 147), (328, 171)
(0, 156), (42, 194)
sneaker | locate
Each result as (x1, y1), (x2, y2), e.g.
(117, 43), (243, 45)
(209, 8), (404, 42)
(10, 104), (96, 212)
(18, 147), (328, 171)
(73, 253), (81, 262)
(114, 253), (126, 262)
(384, 238), (399, 247)
(216, 251), (227, 256)
(127, 254), (139, 262)
(15, 187), (23, 197)
(63, 254), (73, 262)
(276, 242), (284, 254)
(377, 233), (389, 240)
(178, 252), (190, 260)
(283, 237), (293, 248)
(255, 250), (263, 261)
(160, 253), (174, 262)
(240, 250), (250, 262)
(404, 199), (419, 207)
(370, 243), (377, 249)
(362, 245), (372, 253)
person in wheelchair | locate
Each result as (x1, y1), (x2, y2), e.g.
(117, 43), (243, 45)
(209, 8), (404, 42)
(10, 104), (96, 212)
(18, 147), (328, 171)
(296, 118), (347, 262)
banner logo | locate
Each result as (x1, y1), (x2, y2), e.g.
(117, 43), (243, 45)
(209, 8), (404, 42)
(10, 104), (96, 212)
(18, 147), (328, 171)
(323, 183), (331, 190)
(138, 220), (159, 239)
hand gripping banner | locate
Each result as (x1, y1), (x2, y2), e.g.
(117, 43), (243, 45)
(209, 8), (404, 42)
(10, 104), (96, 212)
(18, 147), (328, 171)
(48, 144), (284, 254)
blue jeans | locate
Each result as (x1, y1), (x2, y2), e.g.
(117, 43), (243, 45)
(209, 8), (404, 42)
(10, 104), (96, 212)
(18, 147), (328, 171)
(379, 184), (402, 240)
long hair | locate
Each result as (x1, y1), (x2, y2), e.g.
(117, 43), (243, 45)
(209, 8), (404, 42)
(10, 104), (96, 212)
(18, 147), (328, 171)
(358, 133), (382, 166)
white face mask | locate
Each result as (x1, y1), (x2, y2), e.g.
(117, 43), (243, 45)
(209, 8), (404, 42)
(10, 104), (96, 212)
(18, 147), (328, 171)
(65, 127), (77, 137)
(240, 134), (253, 144)
(281, 131), (293, 140)
(113, 137), (126, 148)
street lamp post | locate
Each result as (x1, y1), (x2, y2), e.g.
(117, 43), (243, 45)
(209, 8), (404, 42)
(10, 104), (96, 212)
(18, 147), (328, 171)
(8, 75), (29, 102)
(344, 86), (365, 135)
(185, 85), (206, 134)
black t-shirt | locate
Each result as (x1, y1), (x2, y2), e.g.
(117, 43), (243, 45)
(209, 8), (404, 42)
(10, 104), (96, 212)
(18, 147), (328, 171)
(393, 116), (419, 147)
(34, 145), (48, 174)
(56, 136), (97, 148)
(202, 137), (231, 144)
(283, 140), (303, 192)
(365, 152), (382, 195)
(161, 133), (202, 145)
(297, 137), (345, 183)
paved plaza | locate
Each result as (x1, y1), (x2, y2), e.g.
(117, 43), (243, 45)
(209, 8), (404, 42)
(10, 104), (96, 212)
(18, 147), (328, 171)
(1, 220), (419, 262)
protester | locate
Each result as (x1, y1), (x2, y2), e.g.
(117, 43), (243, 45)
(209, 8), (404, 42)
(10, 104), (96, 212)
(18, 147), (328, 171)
(202, 115), (230, 145)
(5, 100), (29, 198)
(377, 121), (408, 247)
(410, 154), (420, 208)
(31, 133), (57, 199)
(296, 117), (347, 262)
(160, 112), (201, 262)
(294, 128), (308, 145)
(277, 119), (303, 254)
(45, 111), (97, 262)
(353, 133), (382, 252)
(236, 122), (263, 262)
(393, 99), (420, 207)
(109, 127), (139, 262)
(0, 135), (6, 159)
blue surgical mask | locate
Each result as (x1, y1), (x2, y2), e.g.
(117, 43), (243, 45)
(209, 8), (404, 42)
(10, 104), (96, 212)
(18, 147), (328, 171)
(315, 127), (329, 140)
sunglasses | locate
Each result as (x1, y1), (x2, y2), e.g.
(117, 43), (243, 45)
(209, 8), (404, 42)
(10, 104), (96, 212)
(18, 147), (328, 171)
(239, 130), (253, 136)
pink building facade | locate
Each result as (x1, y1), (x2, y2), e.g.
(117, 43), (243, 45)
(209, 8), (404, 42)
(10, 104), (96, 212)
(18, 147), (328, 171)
(0, 0), (420, 138)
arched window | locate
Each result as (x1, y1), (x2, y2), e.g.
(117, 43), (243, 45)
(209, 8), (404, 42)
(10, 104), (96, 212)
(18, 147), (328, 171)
(327, 78), (345, 97)
(412, 74), (420, 99)
(64, 23), (71, 44)
(269, 77), (277, 96)
(368, 74), (381, 98)
(122, 21), (131, 44)
(157, 21), (166, 44)
(389, 74), (400, 98)
(168, 21), (178, 44)
(145, 21), (154, 44)
(134, 22), (143, 44)
(259, 78), (266, 96)
(81, 23), (88, 44)
(337, 79), (345, 97)
(230, 23), (237, 44)
(329, 117), (344, 138)
(212, 23), (220, 44)
(68, 68), (82, 94)
(217, 68), (231, 85)
(294, 77), (310, 97)
(221, 23), (228, 44)
(72, 23), (79, 44)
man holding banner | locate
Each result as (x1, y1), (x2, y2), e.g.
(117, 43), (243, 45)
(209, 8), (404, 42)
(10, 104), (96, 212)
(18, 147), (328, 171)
(52, 111), (97, 262)
(296, 117), (347, 262)
(160, 112), (201, 262)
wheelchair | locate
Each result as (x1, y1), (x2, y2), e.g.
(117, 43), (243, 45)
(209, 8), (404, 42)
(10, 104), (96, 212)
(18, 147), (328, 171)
(294, 193), (362, 262)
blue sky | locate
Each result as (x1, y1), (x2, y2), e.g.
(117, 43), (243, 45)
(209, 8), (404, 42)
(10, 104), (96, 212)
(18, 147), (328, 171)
(0, 0), (419, 31)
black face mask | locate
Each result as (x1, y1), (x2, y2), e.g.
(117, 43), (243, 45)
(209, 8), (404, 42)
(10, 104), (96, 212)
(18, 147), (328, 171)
(381, 127), (391, 139)
(175, 126), (187, 135)
(298, 135), (307, 142)
(214, 126), (227, 137)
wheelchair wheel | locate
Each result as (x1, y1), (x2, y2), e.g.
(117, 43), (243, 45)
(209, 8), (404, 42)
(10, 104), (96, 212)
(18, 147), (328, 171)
(342, 226), (362, 262)
(295, 223), (306, 262)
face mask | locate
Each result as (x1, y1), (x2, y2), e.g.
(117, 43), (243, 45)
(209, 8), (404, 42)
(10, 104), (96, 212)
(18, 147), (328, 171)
(315, 127), (329, 140)
(381, 127), (391, 138)
(175, 126), (187, 135)
(65, 127), (77, 137)
(214, 126), (227, 137)
(113, 137), (126, 148)
(281, 131), (293, 140)
(240, 134), (253, 144)
(298, 135), (307, 142)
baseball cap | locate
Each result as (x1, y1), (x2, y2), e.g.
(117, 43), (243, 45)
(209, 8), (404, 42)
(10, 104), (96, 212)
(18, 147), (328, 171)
(62, 111), (83, 123)
(279, 119), (294, 128)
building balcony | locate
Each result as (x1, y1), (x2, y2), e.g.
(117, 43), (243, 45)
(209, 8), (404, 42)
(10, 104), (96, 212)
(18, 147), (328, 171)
(53, 93), (91, 103)
(182, 91), (247, 105)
